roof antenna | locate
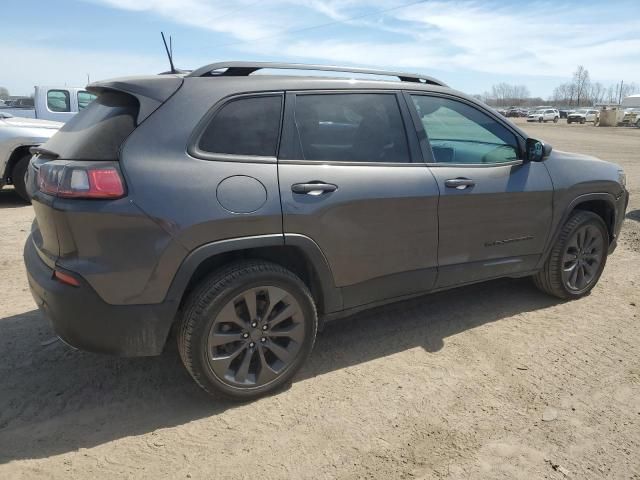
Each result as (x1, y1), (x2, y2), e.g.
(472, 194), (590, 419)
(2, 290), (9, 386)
(161, 31), (176, 74)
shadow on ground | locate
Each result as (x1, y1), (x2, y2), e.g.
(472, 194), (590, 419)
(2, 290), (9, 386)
(0, 188), (29, 209)
(625, 209), (640, 222)
(0, 277), (557, 462)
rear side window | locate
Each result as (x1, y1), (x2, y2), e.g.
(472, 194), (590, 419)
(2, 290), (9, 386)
(43, 91), (139, 160)
(291, 93), (410, 163)
(47, 90), (70, 112)
(199, 95), (282, 157)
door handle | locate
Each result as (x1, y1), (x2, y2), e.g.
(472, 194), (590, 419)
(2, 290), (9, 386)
(291, 182), (338, 195)
(444, 177), (475, 190)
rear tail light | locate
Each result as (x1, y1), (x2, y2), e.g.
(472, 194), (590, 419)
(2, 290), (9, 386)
(37, 160), (126, 199)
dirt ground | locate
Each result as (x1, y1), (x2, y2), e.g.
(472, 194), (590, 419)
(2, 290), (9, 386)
(1, 119), (639, 479)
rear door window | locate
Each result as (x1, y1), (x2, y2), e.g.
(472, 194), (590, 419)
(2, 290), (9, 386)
(47, 90), (71, 112)
(198, 95), (283, 157)
(289, 93), (410, 163)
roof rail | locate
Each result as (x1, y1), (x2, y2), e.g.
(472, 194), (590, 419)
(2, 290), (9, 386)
(187, 61), (447, 86)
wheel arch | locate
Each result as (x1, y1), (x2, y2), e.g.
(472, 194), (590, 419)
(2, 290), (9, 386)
(538, 193), (616, 269)
(165, 234), (342, 323)
(572, 197), (616, 241)
(3, 144), (32, 182)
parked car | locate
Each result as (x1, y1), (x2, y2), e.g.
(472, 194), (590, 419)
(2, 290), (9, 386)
(506, 108), (526, 118)
(0, 112), (61, 201)
(567, 109), (599, 124)
(24, 62), (628, 400)
(0, 86), (96, 122)
(527, 108), (559, 123)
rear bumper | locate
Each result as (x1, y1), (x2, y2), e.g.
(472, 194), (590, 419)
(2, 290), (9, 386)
(24, 237), (176, 356)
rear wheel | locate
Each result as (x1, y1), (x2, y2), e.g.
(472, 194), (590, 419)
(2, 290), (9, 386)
(178, 260), (318, 400)
(533, 211), (608, 299)
(11, 153), (31, 203)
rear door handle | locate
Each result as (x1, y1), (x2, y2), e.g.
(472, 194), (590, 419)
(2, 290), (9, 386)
(444, 177), (475, 190)
(291, 182), (338, 195)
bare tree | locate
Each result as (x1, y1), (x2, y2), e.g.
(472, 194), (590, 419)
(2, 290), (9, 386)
(589, 82), (605, 105)
(620, 82), (639, 99)
(572, 66), (590, 107)
(0, 87), (9, 101)
(487, 83), (531, 106)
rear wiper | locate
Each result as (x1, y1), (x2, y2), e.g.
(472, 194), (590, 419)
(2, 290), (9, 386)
(29, 146), (59, 159)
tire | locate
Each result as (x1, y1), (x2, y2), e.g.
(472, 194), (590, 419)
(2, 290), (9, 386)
(553, 117), (559, 123)
(567, 120), (572, 124)
(538, 117), (543, 123)
(177, 260), (318, 400)
(636, 119), (640, 128)
(580, 118), (586, 124)
(11, 153), (31, 203)
(533, 211), (608, 300)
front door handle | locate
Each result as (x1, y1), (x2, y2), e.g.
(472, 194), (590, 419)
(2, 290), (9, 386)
(291, 182), (338, 195)
(444, 177), (475, 190)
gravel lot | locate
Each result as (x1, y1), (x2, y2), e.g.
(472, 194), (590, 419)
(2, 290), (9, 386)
(0, 119), (639, 479)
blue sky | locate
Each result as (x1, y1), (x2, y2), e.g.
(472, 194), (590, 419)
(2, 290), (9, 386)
(2, 0), (639, 97)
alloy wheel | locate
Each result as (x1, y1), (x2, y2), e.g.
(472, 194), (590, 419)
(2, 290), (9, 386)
(561, 224), (604, 292)
(206, 286), (305, 388)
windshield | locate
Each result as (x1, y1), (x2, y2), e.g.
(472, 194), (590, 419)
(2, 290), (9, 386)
(575, 109), (588, 114)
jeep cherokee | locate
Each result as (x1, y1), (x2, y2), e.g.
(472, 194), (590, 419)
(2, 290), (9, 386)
(24, 62), (628, 399)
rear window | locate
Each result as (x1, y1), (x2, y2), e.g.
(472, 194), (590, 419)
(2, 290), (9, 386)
(43, 91), (139, 160)
(198, 95), (282, 157)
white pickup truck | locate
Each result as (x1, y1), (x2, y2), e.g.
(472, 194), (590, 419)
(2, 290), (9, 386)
(0, 86), (96, 122)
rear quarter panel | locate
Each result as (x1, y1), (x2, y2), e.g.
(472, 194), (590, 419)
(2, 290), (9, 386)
(113, 78), (284, 304)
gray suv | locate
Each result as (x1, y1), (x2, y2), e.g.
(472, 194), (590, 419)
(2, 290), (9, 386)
(24, 62), (628, 399)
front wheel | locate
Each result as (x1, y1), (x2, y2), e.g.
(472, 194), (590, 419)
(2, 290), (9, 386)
(580, 118), (586, 124)
(538, 117), (543, 123)
(533, 211), (608, 299)
(178, 260), (318, 400)
(553, 117), (559, 123)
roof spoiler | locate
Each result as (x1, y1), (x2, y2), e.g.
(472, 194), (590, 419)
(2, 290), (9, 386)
(187, 61), (447, 87)
(87, 75), (183, 123)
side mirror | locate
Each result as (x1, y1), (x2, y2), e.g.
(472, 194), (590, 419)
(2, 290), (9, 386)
(526, 138), (552, 162)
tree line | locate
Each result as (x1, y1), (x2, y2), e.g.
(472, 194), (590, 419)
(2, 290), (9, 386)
(551, 66), (638, 107)
(479, 66), (638, 108)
